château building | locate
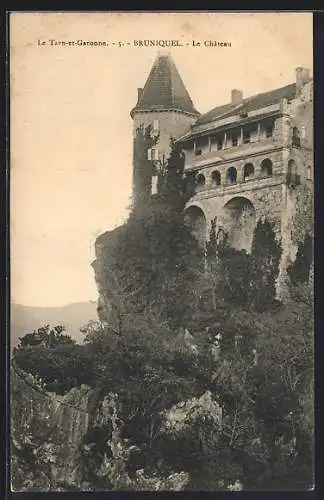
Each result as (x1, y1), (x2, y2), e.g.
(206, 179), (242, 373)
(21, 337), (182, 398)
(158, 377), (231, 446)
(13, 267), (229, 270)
(93, 52), (313, 316)
(130, 52), (313, 295)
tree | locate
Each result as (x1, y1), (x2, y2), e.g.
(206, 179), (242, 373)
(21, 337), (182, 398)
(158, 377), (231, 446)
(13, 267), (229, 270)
(205, 217), (254, 309)
(205, 217), (283, 312)
(11, 298), (314, 491)
(15, 324), (75, 350)
(287, 233), (313, 287)
(217, 246), (253, 307)
(159, 138), (197, 210)
(132, 123), (159, 209)
(249, 218), (282, 311)
(97, 140), (203, 330)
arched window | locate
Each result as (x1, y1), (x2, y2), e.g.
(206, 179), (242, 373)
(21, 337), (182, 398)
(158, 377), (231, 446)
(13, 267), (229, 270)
(260, 159), (273, 177)
(226, 167), (237, 185)
(243, 163), (254, 181)
(307, 165), (312, 181)
(184, 205), (207, 248)
(211, 170), (221, 186)
(288, 159), (297, 176)
(196, 173), (206, 188)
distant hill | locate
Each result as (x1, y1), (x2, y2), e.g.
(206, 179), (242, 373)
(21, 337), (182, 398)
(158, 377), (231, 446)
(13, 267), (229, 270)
(10, 301), (98, 347)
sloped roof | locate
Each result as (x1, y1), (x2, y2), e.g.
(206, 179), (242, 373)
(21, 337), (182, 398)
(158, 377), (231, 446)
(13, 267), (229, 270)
(195, 83), (297, 126)
(131, 53), (200, 117)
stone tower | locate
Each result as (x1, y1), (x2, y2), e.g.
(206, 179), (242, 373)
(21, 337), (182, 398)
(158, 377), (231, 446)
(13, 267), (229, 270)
(130, 52), (200, 208)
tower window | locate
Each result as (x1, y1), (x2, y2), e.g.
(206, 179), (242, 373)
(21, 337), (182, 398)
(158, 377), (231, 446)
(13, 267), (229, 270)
(292, 127), (301, 148)
(300, 125), (306, 139)
(151, 175), (158, 195)
(147, 148), (159, 161)
(153, 148), (159, 161)
(307, 165), (312, 180)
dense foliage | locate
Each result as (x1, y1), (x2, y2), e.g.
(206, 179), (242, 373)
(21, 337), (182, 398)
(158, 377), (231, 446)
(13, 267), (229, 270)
(13, 325), (95, 394)
(206, 216), (282, 311)
(12, 142), (314, 491)
(287, 233), (313, 286)
(97, 139), (203, 330)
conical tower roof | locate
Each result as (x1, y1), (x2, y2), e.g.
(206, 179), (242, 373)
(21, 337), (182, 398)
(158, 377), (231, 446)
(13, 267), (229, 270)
(131, 53), (200, 118)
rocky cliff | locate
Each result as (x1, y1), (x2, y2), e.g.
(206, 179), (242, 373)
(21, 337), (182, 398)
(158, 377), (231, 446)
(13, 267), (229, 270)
(11, 366), (100, 491)
(91, 225), (126, 326)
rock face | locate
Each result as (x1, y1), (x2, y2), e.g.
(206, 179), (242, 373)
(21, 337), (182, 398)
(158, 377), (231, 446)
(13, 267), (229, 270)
(91, 225), (125, 326)
(11, 366), (100, 491)
(163, 391), (222, 433)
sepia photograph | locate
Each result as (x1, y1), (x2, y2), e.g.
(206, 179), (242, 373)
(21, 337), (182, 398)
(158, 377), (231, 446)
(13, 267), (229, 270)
(9, 11), (314, 491)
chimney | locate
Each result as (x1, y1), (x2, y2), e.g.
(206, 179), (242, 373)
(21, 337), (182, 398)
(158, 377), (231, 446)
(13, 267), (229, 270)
(137, 88), (143, 103)
(295, 67), (310, 93)
(231, 89), (243, 105)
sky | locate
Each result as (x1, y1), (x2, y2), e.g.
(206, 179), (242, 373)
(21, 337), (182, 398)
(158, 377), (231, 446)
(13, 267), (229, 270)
(10, 12), (313, 307)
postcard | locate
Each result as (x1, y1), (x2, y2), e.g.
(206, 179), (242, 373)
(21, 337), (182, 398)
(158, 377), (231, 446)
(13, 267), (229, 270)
(9, 11), (314, 492)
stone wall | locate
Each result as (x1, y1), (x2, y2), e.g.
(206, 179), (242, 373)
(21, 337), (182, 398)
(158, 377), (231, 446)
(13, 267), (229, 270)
(133, 110), (196, 159)
(132, 110), (196, 207)
(185, 182), (283, 249)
